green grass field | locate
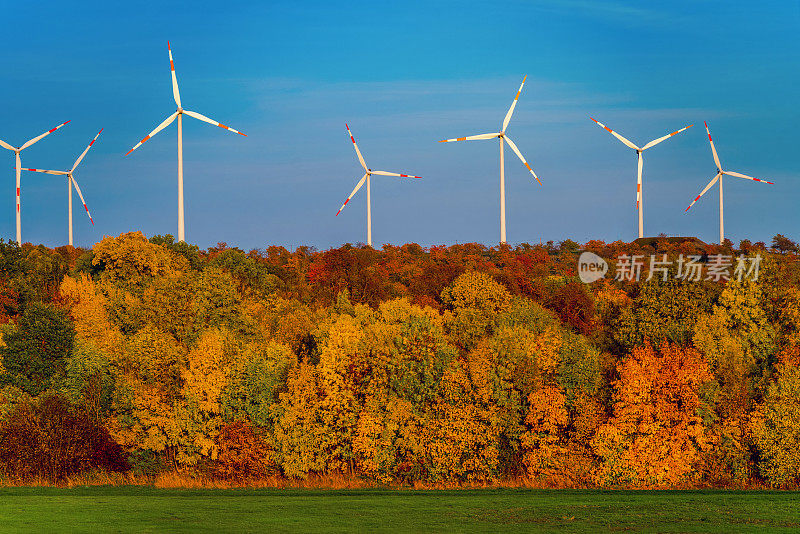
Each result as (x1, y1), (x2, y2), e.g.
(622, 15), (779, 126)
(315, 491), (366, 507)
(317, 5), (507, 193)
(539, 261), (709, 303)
(0, 487), (798, 533)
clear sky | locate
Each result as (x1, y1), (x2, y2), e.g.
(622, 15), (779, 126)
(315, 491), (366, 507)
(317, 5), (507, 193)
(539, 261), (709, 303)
(1, 1), (797, 249)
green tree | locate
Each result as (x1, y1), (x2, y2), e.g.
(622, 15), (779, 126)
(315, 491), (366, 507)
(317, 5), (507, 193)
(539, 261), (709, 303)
(694, 280), (776, 418)
(441, 271), (512, 351)
(771, 234), (798, 254)
(751, 358), (800, 487)
(615, 277), (716, 352)
(0, 302), (75, 395)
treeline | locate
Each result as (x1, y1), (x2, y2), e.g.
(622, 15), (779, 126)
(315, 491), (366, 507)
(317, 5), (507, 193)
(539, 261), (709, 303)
(0, 232), (800, 487)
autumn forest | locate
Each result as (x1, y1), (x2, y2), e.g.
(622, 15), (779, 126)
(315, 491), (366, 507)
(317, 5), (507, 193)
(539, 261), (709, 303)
(1, 232), (799, 488)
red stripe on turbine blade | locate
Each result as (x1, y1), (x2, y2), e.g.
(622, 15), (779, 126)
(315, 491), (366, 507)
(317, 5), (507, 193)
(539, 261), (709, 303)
(604, 126), (613, 133)
(350, 136), (355, 143)
(170, 60), (175, 71)
(218, 123), (228, 129)
(695, 195), (701, 201)
(16, 188), (20, 195)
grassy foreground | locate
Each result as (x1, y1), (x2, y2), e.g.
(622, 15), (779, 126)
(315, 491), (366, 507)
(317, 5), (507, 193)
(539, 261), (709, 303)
(0, 487), (798, 533)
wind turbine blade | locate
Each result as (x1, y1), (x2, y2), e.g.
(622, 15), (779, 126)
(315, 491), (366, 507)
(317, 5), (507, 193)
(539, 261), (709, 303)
(336, 173), (368, 216)
(503, 135), (541, 184)
(72, 128), (103, 171)
(183, 109), (246, 136)
(0, 139), (14, 151)
(371, 170), (422, 178)
(723, 170), (774, 185)
(685, 173), (721, 211)
(70, 176), (94, 225)
(589, 118), (639, 150)
(125, 112), (178, 155)
(345, 124), (367, 171)
(636, 151), (643, 209)
(21, 168), (68, 175)
(704, 121), (722, 170)
(502, 75), (527, 133)
(20, 120), (70, 150)
(439, 133), (501, 142)
(641, 124), (693, 150)
(168, 41), (181, 108)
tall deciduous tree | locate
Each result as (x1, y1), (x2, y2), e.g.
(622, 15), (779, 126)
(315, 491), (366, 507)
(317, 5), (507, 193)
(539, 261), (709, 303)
(0, 302), (75, 395)
(592, 344), (713, 486)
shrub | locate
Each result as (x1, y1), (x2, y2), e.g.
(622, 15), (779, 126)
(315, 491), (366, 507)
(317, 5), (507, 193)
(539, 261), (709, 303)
(0, 394), (129, 480)
(212, 421), (276, 480)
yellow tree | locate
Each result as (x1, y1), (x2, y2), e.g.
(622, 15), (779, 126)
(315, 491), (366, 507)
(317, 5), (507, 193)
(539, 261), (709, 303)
(274, 311), (370, 477)
(111, 326), (185, 466)
(423, 358), (501, 482)
(751, 345), (800, 487)
(352, 298), (455, 482)
(694, 279), (776, 480)
(176, 328), (236, 465)
(441, 271), (512, 352)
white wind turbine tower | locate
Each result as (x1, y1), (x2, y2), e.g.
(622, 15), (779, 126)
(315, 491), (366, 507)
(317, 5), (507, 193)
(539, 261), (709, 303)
(22, 129), (102, 246)
(0, 120), (70, 245)
(336, 124), (422, 247)
(126, 42), (246, 243)
(685, 121), (774, 245)
(590, 118), (692, 239)
(439, 75), (540, 244)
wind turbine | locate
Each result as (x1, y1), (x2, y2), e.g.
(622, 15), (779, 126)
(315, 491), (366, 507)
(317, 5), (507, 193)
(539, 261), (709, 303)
(0, 121), (70, 244)
(590, 118), (692, 239)
(684, 122), (773, 245)
(335, 124), (421, 247)
(22, 129), (102, 246)
(439, 76), (540, 244)
(125, 42), (246, 243)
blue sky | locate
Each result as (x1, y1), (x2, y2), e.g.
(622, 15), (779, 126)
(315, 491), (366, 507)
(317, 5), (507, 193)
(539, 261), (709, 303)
(1, 1), (797, 249)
